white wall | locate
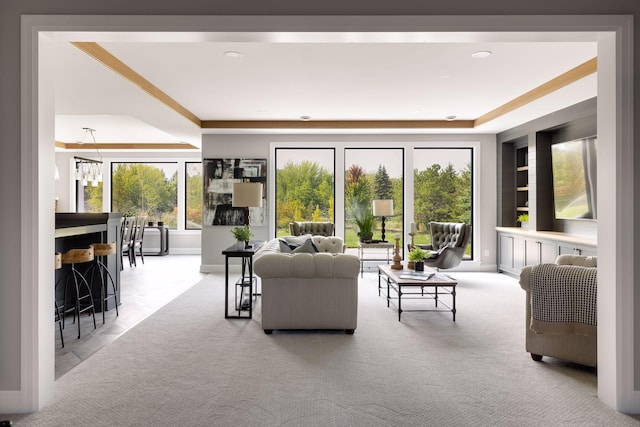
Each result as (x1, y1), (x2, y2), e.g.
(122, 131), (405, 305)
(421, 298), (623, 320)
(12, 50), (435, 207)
(200, 133), (497, 271)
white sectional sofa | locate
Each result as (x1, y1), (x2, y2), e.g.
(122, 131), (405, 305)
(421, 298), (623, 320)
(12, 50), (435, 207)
(253, 236), (360, 334)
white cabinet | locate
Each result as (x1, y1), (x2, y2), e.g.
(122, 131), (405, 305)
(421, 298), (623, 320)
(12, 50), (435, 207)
(524, 237), (557, 266)
(497, 228), (596, 276)
(498, 233), (525, 275)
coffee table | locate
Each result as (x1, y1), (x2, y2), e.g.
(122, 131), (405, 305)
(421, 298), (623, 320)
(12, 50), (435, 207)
(378, 264), (457, 321)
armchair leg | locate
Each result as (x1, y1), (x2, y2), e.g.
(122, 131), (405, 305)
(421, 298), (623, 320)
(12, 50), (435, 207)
(531, 353), (543, 362)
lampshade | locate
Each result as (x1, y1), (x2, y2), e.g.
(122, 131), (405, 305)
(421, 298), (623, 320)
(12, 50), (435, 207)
(372, 199), (393, 217)
(232, 182), (263, 208)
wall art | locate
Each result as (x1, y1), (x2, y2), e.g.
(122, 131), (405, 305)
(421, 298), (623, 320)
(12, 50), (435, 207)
(203, 158), (267, 226)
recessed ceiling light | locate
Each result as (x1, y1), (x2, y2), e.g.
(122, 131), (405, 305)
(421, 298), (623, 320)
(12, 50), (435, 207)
(258, 110), (268, 115)
(300, 115), (312, 121)
(471, 51), (492, 59)
(224, 51), (242, 58)
(445, 115), (457, 121)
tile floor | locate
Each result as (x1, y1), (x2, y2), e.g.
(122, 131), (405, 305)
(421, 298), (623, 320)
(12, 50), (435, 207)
(55, 254), (205, 379)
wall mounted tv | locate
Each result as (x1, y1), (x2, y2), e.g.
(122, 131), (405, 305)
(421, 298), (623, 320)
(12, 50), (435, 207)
(551, 136), (597, 220)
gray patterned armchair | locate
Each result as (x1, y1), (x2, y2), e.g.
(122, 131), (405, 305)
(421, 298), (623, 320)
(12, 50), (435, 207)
(289, 221), (334, 237)
(414, 222), (471, 270)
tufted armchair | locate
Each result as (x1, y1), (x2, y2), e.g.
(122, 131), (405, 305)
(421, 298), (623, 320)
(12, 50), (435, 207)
(289, 221), (334, 237)
(414, 222), (471, 270)
(519, 254), (597, 367)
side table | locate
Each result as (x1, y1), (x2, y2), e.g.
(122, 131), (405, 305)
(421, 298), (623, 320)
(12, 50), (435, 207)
(222, 241), (263, 319)
(357, 241), (394, 277)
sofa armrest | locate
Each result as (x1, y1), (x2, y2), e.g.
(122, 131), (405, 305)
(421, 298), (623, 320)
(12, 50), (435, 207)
(520, 265), (533, 291)
(556, 254), (597, 267)
(416, 243), (434, 251)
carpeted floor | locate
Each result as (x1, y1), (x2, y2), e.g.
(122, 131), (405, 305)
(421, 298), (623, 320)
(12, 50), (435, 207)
(5, 271), (640, 426)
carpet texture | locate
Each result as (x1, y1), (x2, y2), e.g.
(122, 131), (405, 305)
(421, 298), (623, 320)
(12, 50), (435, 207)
(6, 272), (639, 426)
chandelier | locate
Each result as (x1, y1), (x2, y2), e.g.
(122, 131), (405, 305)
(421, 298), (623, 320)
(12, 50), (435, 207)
(73, 127), (103, 187)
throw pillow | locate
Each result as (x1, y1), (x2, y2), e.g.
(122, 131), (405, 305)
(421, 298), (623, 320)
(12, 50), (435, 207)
(292, 238), (319, 253)
(278, 239), (297, 253)
(283, 234), (313, 246)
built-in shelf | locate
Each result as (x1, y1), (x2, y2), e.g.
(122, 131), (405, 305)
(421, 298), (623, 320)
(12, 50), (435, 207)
(515, 146), (529, 222)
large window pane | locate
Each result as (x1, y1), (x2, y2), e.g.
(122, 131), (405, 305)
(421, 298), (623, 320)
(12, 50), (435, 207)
(344, 148), (404, 248)
(77, 181), (103, 213)
(185, 162), (203, 230)
(413, 148), (473, 258)
(75, 158), (104, 212)
(111, 162), (178, 229)
(275, 148), (335, 237)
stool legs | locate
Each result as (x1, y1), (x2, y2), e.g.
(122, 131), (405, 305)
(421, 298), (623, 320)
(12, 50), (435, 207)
(55, 302), (64, 348)
(57, 263), (97, 339)
(86, 256), (119, 324)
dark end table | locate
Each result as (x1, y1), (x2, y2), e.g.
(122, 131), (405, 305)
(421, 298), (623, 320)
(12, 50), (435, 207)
(222, 241), (263, 319)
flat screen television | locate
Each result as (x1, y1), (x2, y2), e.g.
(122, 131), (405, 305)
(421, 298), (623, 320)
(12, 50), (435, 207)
(551, 136), (598, 220)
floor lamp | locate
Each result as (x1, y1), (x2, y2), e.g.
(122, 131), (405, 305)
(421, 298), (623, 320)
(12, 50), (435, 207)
(372, 199), (393, 242)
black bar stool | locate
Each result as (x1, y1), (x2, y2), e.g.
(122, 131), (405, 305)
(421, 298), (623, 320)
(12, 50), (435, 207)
(54, 252), (64, 348)
(55, 247), (97, 339)
(87, 243), (119, 324)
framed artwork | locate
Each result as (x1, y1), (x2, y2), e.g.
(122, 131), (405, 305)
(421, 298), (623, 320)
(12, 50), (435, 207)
(203, 158), (267, 226)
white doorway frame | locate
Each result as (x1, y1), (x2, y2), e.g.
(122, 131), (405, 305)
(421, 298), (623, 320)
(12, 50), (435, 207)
(14, 14), (634, 412)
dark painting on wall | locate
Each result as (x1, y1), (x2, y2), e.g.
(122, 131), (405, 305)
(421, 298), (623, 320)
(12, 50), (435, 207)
(203, 158), (267, 226)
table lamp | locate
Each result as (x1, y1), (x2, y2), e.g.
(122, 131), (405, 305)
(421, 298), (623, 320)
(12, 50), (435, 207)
(372, 199), (393, 242)
(232, 182), (263, 226)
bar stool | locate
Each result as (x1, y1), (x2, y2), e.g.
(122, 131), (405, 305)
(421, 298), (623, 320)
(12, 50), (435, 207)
(87, 243), (119, 324)
(55, 246), (97, 339)
(54, 252), (64, 348)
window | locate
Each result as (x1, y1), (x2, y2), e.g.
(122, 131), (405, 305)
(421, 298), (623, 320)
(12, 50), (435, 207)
(111, 162), (178, 229)
(413, 148), (473, 258)
(185, 162), (203, 229)
(75, 158), (104, 213)
(77, 181), (103, 213)
(344, 148), (404, 248)
(274, 148), (335, 237)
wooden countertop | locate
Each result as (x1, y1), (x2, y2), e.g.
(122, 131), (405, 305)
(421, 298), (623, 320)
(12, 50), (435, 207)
(55, 224), (106, 239)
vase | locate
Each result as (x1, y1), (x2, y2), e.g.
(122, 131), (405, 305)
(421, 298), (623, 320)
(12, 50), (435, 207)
(415, 261), (425, 272)
(359, 234), (373, 243)
(236, 240), (245, 250)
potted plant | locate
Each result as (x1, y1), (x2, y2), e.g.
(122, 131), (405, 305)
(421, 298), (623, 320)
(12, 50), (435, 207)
(408, 246), (431, 271)
(517, 213), (529, 229)
(231, 225), (252, 249)
(354, 210), (375, 242)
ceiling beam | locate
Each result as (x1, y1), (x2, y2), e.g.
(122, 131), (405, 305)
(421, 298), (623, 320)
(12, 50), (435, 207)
(60, 142), (199, 150)
(201, 120), (476, 129)
(474, 57), (597, 127)
(70, 42), (202, 128)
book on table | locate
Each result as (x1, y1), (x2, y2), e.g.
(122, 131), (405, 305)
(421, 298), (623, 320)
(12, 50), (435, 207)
(399, 271), (435, 281)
